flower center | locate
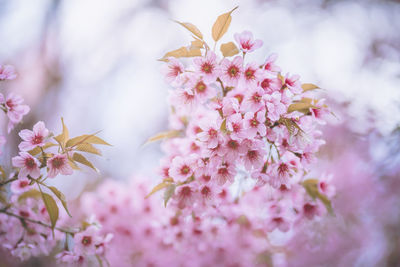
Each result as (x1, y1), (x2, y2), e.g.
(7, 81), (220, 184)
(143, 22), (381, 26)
(201, 186), (210, 196)
(25, 158), (36, 169)
(227, 140), (238, 149)
(251, 119), (258, 127)
(245, 69), (255, 80)
(228, 66), (239, 77)
(195, 81), (206, 93)
(201, 63), (213, 74)
(180, 165), (190, 175)
(208, 128), (217, 138)
(82, 236), (92, 246)
(261, 79), (270, 89)
(247, 150), (257, 160)
(51, 157), (64, 169)
(252, 93), (261, 103)
(32, 135), (43, 144)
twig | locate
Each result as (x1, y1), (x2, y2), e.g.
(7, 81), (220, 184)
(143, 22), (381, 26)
(0, 177), (17, 187)
(0, 209), (76, 235)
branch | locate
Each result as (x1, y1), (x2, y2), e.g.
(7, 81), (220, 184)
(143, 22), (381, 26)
(0, 177), (17, 187)
(0, 209), (76, 235)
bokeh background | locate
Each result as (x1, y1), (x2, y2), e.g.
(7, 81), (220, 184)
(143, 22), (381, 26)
(1, 0), (400, 265)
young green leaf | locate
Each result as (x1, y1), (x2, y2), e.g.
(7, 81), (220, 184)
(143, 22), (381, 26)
(54, 118), (69, 149)
(18, 189), (42, 202)
(145, 130), (181, 144)
(66, 133), (111, 147)
(146, 181), (171, 198)
(302, 179), (334, 215)
(212, 6), (238, 42)
(220, 42), (239, 57)
(48, 186), (72, 217)
(302, 83), (319, 92)
(164, 184), (176, 207)
(75, 143), (102, 156)
(159, 47), (202, 61)
(72, 153), (99, 172)
(41, 192), (59, 232)
(174, 21), (203, 39)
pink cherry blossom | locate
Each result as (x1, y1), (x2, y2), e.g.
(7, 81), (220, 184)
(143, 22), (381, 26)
(187, 75), (215, 102)
(12, 152), (41, 179)
(220, 56), (243, 87)
(242, 62), (263, 87)
(18, 121), (49, 151)
(263, 53), (281, 73)
(47, 154), (73, 178)
(10, 178), (33, 194)
(260, 76), (282, 93)
(243, 87), (266, 112)
(242, 139), (267, 170)
(163, 57), (184, 84)
(226, 113), (246, 140)
(0, 64), (17, 80)
(212, 162), (236, 186)
(3, 93), (30, 132)
(264, 91), (287, 122)
(243, 111), (267, 138)
(169, 156), (195, 182)
(193, 51), (219, 83)
(73, 226), (103, 256)
(285, 73), (302, 94)
(197, 120), (223, 149)
(234, 31), (263, 53)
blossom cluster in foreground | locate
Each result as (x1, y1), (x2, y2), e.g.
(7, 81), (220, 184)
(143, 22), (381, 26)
(0, 64), (111, 264)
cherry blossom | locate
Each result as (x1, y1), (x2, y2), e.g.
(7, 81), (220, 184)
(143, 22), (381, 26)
(47, 154), (73, 178)
(234, 30), (263, 53)
(12, 152), (41, 179)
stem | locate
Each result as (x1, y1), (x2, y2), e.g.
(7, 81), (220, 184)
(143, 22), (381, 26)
(216, 78), (227, 96)
(0, 177), (17, 187)
(0, 209), (76, 235)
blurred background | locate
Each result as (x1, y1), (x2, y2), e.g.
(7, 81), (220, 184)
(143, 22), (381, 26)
(0, 0), (400, 265)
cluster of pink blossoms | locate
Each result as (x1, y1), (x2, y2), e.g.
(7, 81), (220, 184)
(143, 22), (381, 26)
(0, 64), (112, 264)
(76, 178), (275, 267)
(156, 29), (333, 230)
(0, 64), (30, 135)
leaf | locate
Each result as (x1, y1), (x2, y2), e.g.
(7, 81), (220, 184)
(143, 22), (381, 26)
(174, 21), (203, 39)
(68, 158), (81, 170)
(302, 83), (319, 92)
(191, 39), (204, 49)
(212, 6), (238, 42)
(75, 143), (101, 155)
(145, 130), (181, 144)
(54, 118), (69, 149)
(18, 189), (42, 202)
(48, 186), (71, 217)
(66, 133), (111, 147)
(220, 119), (227, 133)
(146, 181), (171, 198)
(287, 101), (319, 114)
(220, 42), (239, 57)
(159, 46), (202, 61)
(164, 184), (176, 207)
(279, 118), (304, 136)
(41, 192), (59, 232)
(28, 142), (58, 156)
(302, 179), (334, 215)
(72, 153), (99, 172)
(255, 250), (273, 267)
